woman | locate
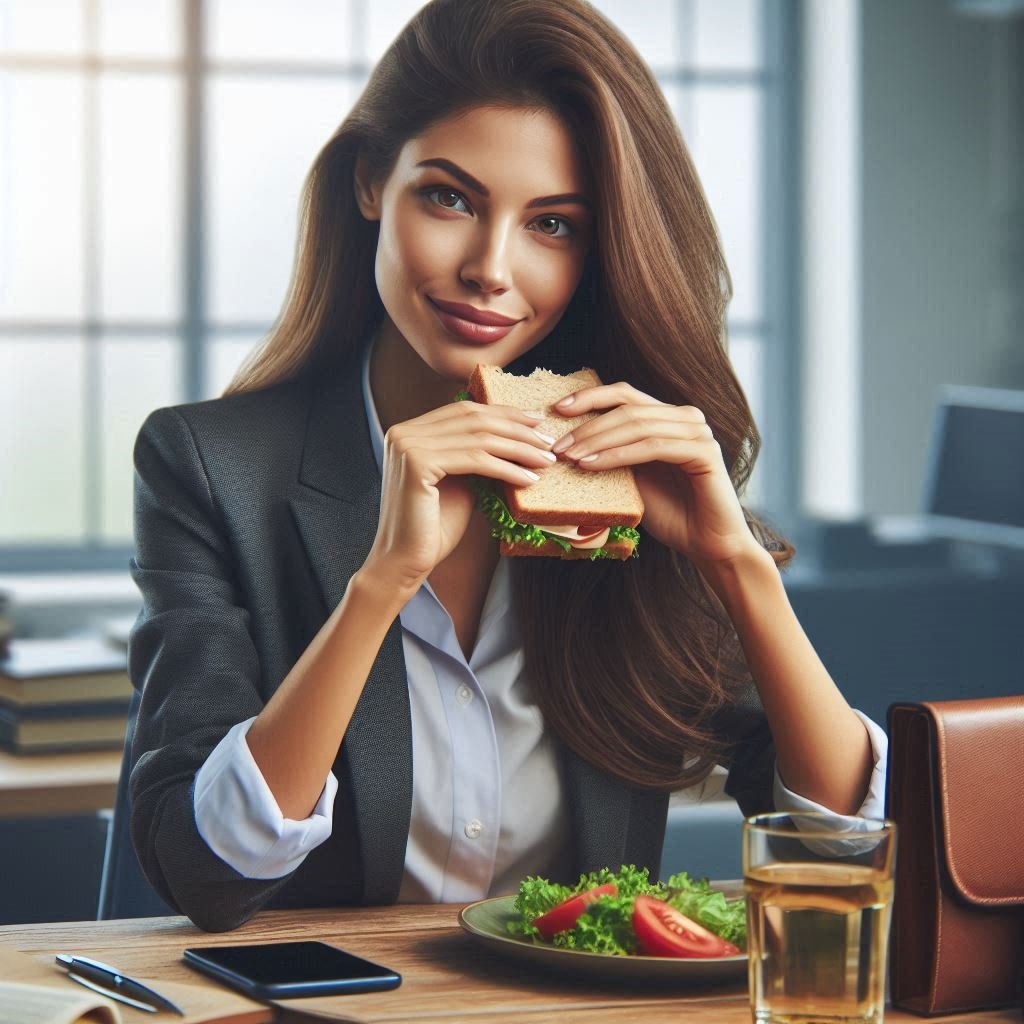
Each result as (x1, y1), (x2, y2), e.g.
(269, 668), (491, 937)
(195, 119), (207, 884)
(128, 0), (885, 933)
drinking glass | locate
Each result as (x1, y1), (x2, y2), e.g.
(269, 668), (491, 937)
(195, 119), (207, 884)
(743, 812), (897, 1024)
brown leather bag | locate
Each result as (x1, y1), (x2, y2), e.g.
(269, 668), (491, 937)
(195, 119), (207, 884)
(886, 696), (1024, 1015)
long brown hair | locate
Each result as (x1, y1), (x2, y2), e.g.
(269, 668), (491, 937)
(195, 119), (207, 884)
(224, 0), (796, 790)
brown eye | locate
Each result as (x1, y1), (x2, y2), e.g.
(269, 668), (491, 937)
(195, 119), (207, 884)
(534, 215), (572, 239)
(422, 187), (469, 212)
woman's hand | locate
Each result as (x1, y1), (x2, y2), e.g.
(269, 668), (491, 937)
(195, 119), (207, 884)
(364, 401), (556, 591)
(550, 382), (764, 568)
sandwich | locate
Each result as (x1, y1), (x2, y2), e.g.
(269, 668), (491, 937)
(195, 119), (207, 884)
(465, 364), (644, 560)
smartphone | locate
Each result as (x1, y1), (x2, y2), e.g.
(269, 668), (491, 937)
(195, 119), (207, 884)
(182, 940), (401, 999)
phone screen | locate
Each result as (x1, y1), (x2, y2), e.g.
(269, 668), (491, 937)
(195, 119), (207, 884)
(183, 940), (401, 998)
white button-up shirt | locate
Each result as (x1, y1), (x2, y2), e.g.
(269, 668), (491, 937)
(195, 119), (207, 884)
(192, 338), (889, 897)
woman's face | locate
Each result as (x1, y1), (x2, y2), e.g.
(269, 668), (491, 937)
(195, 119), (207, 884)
(354, 104), (594, 384)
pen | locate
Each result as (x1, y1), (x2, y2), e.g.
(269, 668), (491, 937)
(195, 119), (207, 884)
(55, 954), (185, 1016)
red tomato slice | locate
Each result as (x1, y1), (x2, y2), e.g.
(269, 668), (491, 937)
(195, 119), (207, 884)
(632, 895), (740, 958)
(532, 883), (618, 940)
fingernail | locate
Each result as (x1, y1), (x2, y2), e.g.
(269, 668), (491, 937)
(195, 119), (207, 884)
(556, 396), (575, 408)
(524, 410), (545, 419)
(552, 433), (575, 453)
(533, 430), (557, 445)
(523, 469), (540, 480)
(578, 453), (598, 464)
(539, 450), (557, 462)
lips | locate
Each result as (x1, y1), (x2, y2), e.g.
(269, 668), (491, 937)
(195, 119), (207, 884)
(428, 296), (522, 345)
(428, 296), (521, 326)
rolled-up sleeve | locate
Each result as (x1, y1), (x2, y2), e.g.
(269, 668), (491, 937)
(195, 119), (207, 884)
(194, 716), (338, 879)
(773, 709), (888, 821)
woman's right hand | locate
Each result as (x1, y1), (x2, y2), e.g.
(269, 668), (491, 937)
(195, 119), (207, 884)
(363, 400), (557, 591)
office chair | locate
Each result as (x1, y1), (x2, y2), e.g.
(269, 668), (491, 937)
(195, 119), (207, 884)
(97, 688), (175, 919)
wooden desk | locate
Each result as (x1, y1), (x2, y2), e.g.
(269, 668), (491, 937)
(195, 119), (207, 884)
(0, 905), (1018, 1023)
(0, 747), (120, 818)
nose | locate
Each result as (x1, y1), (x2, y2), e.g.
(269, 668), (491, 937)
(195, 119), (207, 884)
(459, 220), (514, 293)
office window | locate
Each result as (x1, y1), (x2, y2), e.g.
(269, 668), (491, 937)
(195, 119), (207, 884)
(0, 0), (795, 571)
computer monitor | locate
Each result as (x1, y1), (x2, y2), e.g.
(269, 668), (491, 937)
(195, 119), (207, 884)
(920, 384), (1024, 548)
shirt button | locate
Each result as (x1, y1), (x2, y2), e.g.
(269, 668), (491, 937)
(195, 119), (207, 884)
(456, 684), (473, 705)
(464, 819), (483, 839)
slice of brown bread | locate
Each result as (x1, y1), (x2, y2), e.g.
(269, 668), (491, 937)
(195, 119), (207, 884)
(467, 364), (644, 529)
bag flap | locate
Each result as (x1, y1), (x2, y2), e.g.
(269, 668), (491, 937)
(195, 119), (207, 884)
(923, 695), (1024, 906)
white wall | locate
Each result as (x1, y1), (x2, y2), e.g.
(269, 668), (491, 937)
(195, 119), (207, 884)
(801, 0), (862, 519)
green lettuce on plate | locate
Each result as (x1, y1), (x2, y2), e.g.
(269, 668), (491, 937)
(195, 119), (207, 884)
(507, 864), (746, 956)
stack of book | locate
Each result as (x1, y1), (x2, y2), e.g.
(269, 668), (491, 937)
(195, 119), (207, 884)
(0, 635), (133, 754)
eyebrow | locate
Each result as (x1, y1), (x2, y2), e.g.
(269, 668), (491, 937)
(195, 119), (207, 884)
(414, 158), (593, 211)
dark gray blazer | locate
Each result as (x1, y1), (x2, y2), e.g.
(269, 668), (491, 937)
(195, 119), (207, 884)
(127, 360), (776, 932)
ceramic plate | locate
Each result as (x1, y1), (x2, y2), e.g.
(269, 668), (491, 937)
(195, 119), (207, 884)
(458, 880), (747, 983)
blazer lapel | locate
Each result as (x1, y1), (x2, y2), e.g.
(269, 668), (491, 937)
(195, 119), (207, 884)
(287, 368), (412, 905)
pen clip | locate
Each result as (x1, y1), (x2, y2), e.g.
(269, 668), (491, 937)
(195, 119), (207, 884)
(55, 954), (185, 1016)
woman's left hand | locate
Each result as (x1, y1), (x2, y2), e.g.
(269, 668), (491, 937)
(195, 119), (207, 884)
(551, 382), (765, 567)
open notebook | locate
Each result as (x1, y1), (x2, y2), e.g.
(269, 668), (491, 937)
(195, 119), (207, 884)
(0, 946), (272, 1024)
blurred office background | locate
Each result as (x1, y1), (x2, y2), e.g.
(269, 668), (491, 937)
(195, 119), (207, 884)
(0, 0), (1022, 922)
